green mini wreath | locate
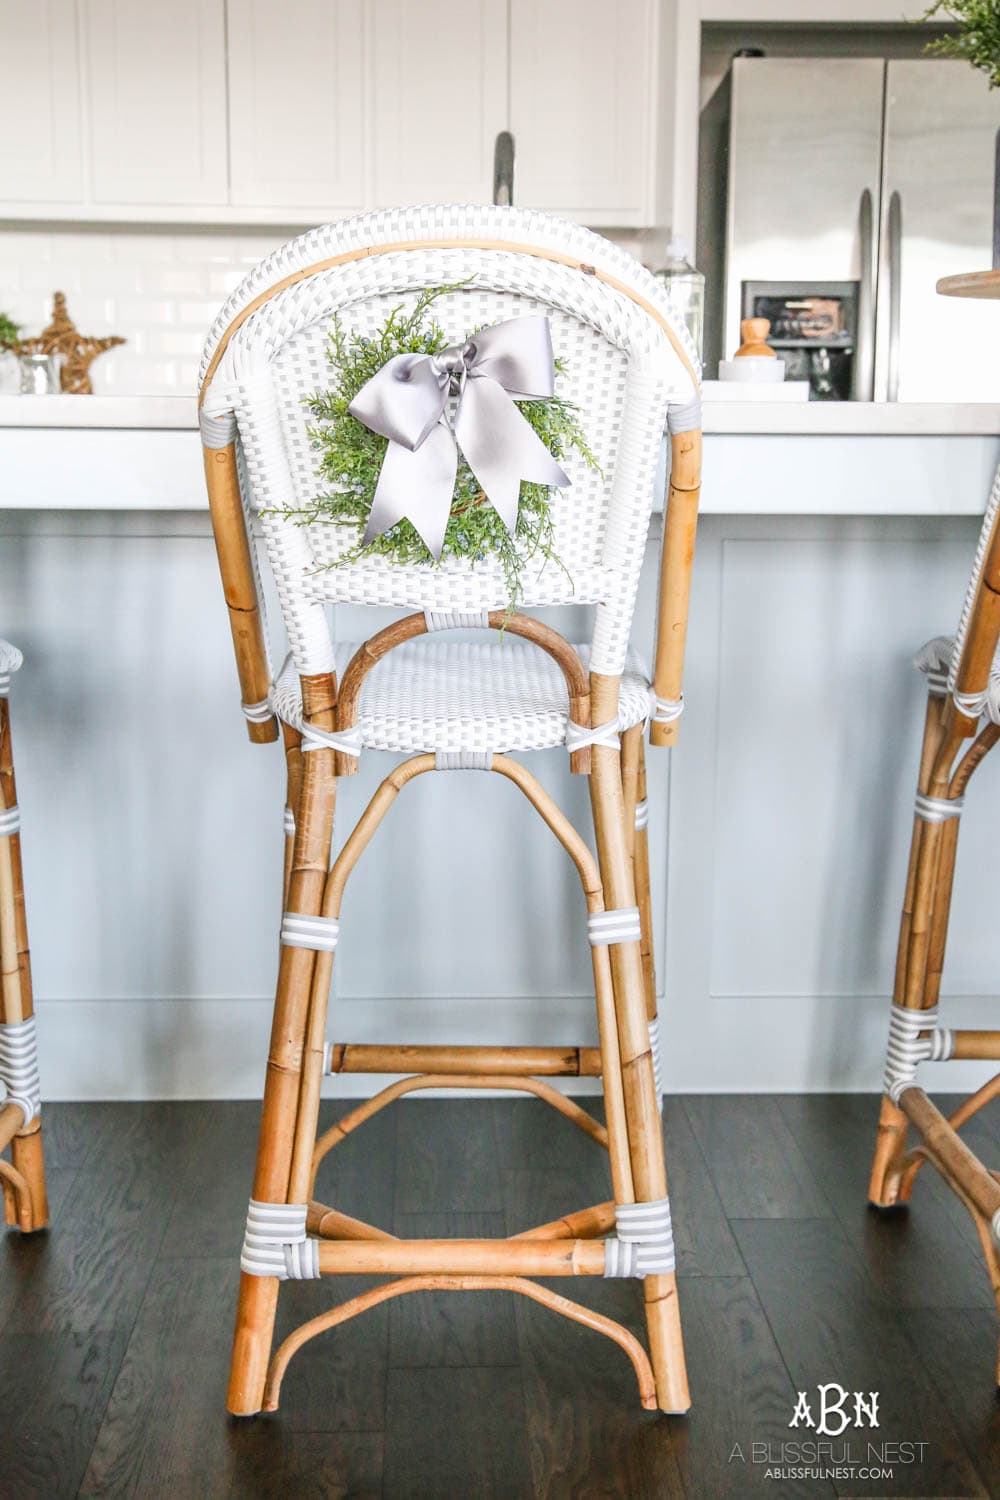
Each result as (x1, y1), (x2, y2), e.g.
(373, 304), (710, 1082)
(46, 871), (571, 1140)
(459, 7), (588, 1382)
(289, 285), (598, 611)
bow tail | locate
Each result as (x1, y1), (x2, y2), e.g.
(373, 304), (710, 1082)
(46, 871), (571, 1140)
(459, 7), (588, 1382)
(363, 424), (458, 561)
(455, 377), (570, 535)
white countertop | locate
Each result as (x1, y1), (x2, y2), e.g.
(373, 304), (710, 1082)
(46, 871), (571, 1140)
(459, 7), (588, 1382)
(2, 394), (999, 514)
(1, 394), (999, 436)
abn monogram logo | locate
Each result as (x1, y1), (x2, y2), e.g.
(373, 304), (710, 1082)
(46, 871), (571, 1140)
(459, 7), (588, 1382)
(789, 1384), (880, 1437)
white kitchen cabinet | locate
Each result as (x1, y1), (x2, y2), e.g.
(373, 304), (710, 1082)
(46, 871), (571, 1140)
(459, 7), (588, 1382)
(84, 0), (228, 206)
(369, 0), (507, 207)
(0, 0), (83, 204)
(227, 0), (365, 211)
(0, 0), (674, 226)
(509, 0), (666, 225)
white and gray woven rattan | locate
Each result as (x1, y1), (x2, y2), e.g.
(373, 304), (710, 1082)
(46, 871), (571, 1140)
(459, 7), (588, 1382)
(200, 205), (702, 1419)
(868, 455), (1000, 1388)
(0, 639), (49, 1234)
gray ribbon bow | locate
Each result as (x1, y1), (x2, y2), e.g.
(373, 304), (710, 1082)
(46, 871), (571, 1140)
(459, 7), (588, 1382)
(347, 314), (570, 560)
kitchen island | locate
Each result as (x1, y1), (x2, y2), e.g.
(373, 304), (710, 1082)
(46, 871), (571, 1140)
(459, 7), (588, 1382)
(3, 397), (999, 1102)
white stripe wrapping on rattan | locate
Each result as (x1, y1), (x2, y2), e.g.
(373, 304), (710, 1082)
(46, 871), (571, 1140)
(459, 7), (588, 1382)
(666, 394), (701, 435)
(882, 1004), (954, 1104)
(0, 1016), (41, 1125)
(992, 1209), (1000, 1249)
(566, 718), (621, 752)
(199, 206), (698, 685)
(240, 697), (273, 723)
(647, 1015), (664, 1111)
(650, 691), (684, 725)
(0, 641), (24, 689)
(299, 723), (363, 757)
(280, 912), (340, 952)
(269, 644), (651, 756)
(914, 636), (953, 698)
(240, 1200), (320, 1280)
(435, 751), (493, 770)
(588, 907), (642, 946)
(948, 463), (1000, 696)
(0, 805), (20, 837)
(954, 687), (990, 719)
(604, 1197), (675, 1278)
(914, 791), (965, 823)
(283, 806), (296, 837)
(424, 610), (490, 631)
(199, 406), (238, 449)
(634, 798), (649, 831)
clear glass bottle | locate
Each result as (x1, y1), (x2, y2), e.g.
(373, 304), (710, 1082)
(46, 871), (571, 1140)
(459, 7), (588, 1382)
(653, 235), (705, 362)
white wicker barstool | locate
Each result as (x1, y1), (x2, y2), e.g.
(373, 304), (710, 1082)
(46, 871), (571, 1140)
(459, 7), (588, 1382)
(868, 460), (1000, 1383)
(199, 205), (702, 1416)
(0, 640), (48, 1234)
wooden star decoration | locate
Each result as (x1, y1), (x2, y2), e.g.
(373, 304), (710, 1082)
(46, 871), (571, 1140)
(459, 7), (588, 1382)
(15, 292), (125, 394)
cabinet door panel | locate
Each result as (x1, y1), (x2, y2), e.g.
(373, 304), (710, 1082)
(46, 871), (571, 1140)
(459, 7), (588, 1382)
(0, 0), (82, 203)
(509, 0), (653, 221)
(85, 0), (227, 205)
(371, 0), (506, 206)
(227, 0), (364, 210)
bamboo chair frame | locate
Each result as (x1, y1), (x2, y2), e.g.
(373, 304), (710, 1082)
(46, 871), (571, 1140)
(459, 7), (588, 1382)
(0, 654), (48, 1234)
(199, 214), (702, 1417)
(868, 475), (1000, 1382)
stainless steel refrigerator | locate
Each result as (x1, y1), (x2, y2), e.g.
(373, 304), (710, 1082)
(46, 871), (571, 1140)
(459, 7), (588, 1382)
(698, 56), (1000, 401)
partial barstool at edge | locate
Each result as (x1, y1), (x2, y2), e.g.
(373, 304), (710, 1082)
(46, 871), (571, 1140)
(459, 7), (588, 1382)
(198, 206), (702, 1416)
(869, 267), (1000, 1386)
(0, 640), (48, 1234)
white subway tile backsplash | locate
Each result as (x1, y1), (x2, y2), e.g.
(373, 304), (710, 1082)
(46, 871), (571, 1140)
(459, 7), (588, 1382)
(0, 224), (648, 396)
(0, 225), (288, 394)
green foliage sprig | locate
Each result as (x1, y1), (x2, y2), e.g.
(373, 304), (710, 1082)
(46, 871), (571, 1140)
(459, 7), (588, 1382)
(0, 312), (20, 352)
(284, 284), (598, 611)
(922, 2), (1000, 88)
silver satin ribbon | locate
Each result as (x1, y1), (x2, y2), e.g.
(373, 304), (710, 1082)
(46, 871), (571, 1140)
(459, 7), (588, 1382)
(347, 314), (570, 560)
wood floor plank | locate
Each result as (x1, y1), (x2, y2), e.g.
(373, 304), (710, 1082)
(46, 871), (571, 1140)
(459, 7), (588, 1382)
(0, 1328), (126, 1500)
(683, 1096), (834, 1220)
(225, 1432), (384, 1500)
(776, 1093), (995, 1309)
(5, 1103), (202, 1337)
(383, 1366), (533, 1500)
(34, 1103), (138, 1172)
(389, 1211), (518, 1368)
(158, 1101), (261, 1259)
(671, 1275), (835, 1499)
(733, 1216), (987, 1497)
(79, 1258), (242, 1499)
(269, 1275), (390, 1434)
(898, 1307), (1000, 1497)
(395, 1097), (502, 1214)
(662, 1098), (746, 1279)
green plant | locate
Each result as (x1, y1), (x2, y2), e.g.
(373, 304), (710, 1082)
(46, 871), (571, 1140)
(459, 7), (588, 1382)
(283, 285), (598, 612)
(922, 2), (1000, 88)
(0, 312), (20, 352)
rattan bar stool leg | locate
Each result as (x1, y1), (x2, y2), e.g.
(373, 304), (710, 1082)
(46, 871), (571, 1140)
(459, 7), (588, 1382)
(590, 678), (688, 1414)
(227, 690), (337, 1417)
(869, 692), (957, 1209)
(0, 683), (47, 1233)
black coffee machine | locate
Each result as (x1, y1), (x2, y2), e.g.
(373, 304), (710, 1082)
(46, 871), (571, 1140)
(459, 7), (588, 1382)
(742, 281), (858, 400)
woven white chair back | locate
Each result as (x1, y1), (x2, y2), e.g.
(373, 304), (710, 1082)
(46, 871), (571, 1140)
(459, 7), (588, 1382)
(199, 206), (699, 681)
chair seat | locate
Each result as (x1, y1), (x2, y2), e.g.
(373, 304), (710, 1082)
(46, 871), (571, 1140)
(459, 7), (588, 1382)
(270, 640), (653, 754)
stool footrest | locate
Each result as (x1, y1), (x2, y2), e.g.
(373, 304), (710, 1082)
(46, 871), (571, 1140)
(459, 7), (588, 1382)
(323, 1042), (603, 1077)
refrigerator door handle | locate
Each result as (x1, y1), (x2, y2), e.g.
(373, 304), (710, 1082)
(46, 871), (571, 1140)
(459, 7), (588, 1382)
(493, 131), (515, 206)
(853, 187), (876, 401)
(887, 190), (902, 402)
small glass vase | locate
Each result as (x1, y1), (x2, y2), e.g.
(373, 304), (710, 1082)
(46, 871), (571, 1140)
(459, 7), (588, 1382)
(18, 353), (60, 395)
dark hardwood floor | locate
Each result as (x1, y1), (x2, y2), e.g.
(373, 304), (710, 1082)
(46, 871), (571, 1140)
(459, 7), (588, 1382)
(2, 1093), (1000, 1498)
